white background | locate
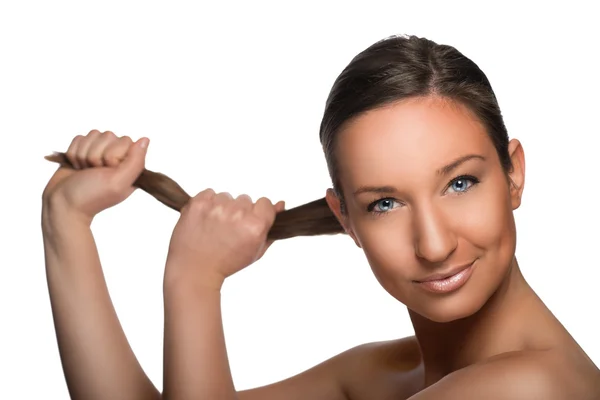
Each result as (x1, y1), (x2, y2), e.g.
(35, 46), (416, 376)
(1, 1), (599, 398)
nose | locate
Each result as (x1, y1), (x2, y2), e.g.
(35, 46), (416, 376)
(412, 203), (457, 264)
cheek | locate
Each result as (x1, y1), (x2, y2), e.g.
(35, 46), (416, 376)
(456, 180), (516, 254)
(352, 216), (415, 294)
(347, 178), (516, 305)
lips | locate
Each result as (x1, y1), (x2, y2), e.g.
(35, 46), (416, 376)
(413, 260), (477, 294)
(414, 261), (476, 283)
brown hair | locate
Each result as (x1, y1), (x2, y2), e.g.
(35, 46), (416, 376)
(45, 35), (510, 241)
(320, 35), (511, 214)
(44, 152), (343, 240)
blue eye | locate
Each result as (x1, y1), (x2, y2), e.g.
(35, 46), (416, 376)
(447, 175), (479, 194)
(366, 175), (479, 216)
(367, 198), (398, 214)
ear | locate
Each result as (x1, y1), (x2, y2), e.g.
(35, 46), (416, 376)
(507, 139), (525, 210)
(325, 188), (362, 248)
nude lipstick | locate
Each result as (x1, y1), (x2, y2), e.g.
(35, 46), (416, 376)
(415, 260), (476, 294)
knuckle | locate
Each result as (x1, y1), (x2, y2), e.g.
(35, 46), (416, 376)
(209, 204), (225, 217)
(257, 196), (272, 205)
(230, 208), (245, 221)
(67, 136), (83, 152)
(88, 155), (103, 167)
(187, 193), (212, 213)
(87, 129), (101, 137)
(72, 135), (84, 144)
(191, 194), (207, 204)
(197, 188), (216, 199)
(244, 216), (267, 238)
(103, 154), (119, 167)
(217, 192), (233, 199)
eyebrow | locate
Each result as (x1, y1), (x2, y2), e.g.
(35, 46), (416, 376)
(437, 154), (486, 176)
(352, 154), (486, 196)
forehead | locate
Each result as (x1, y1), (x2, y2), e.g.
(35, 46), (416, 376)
(336, 97), (494, 188)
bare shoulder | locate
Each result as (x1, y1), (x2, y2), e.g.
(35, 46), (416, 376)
(410, 348), (600, 400)
(338, 336), (424, 400)
(238, 336), (423, 400)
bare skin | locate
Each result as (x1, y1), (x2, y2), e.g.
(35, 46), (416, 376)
(42, 95), (600, 399)
(42, 131), (161, 400)
(239, 97), (600, 398)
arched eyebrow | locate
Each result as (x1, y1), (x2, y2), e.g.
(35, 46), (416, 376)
(436, 154), (485, 176)
(352, 154), (486, 196)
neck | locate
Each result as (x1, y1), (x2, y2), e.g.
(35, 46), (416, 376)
(409, 257), (542, 386)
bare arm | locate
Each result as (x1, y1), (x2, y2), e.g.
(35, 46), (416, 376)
(161, 190), (354, 400)
(162, 271), (349, 400)
(162, 278), (236, 399)
(42, 199), (160, 400)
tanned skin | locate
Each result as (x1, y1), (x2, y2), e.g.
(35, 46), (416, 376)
(43, 96), (600, 399)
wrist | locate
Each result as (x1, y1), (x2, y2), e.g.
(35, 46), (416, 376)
(164, 261), (225, 296)
(42, 194), (92, 233)
(42, 199), (93, 249)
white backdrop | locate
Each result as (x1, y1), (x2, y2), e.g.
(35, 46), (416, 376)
(1, 1), (598, 398)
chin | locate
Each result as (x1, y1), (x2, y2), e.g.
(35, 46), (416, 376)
(411, 294), (488, 323)
(405, 259), (510, 324)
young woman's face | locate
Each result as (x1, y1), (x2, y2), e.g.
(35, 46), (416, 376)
(327, 96), (525, 322)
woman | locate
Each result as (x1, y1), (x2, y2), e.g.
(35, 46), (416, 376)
(42, 35), (600, 399)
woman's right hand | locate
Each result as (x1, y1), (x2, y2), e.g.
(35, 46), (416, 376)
(164, 190), (285, 290)
(42, 129), (150, 224)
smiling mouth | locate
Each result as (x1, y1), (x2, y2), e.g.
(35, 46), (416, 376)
(413, 260), (477, 294)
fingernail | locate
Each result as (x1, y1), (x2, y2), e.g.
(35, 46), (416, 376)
(139, 137), (149, 149)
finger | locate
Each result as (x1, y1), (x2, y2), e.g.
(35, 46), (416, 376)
(76, 130), (102, 168)
(87, 131), (118, 167)
(104, 136), (133, 167)
(213, 192), (233, 205)
(182, 188), (215, 214)
(208, 192), (233, 219)
(195, 188), (216, 201)
(255, 199), (283, 258)
(253, 197), (276, 225)
(274, 200), (286, 213)
(65, 135), (84, 169)
(114, 137), (149, 187)
(235, 194), (253, 210)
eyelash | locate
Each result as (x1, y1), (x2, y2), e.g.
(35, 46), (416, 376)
(366, 175), (480, 216)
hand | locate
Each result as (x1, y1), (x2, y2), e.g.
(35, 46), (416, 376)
(42, 129), (149, 224)
(165, 189), (286, 289)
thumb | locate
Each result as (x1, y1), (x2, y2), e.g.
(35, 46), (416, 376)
(260, 201), (286, 254)
(115, 137), (149, 186)
(275, 200), (286, 213)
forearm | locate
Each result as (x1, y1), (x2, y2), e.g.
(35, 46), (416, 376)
(162, 275), (237, 400)
(42, 203), (160, 400)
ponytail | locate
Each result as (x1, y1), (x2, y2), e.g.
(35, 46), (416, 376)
(45, 152), (345, 240)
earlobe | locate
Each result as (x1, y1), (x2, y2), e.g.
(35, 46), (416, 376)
(325, 188), (362, 248)
(507, 139), (526, 209)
